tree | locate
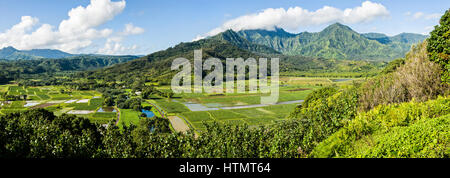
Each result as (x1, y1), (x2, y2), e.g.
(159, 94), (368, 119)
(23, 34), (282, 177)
(104, 97), (115, 106)
(427, 9), (450, 83)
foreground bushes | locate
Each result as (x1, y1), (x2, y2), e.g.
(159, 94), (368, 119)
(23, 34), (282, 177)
(311, 96), (449, 158)
(0, 109), (306, 158)
(289, 86), (359, 153)
(0, 110), (102, 158)
(1, 95), (448, 158)
(350, 115), (449, 158)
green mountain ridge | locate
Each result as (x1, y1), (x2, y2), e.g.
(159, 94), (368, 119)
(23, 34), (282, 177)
(82, 33), (386, 83)
(0, 46), (74, 60)
(209, 30), (281, 55)
(0, 46), (143, 61)
(235, 23), (428, 60)
(0, 55), (140, 84)
(81, 38), (267, 82)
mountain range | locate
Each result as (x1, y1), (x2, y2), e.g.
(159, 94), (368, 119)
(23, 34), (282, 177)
(1, 23), (429, 84)
(230, 23), (428, 60)
(1, 23), (427, 62)
(0, 46), (145, 61)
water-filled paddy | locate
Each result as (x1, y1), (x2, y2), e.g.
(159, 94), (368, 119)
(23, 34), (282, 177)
(141, 109), (155, 118)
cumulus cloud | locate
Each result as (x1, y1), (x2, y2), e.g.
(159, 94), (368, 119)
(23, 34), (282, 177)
(0, 0), (142, 54)
(98, 23), (145, 55)
(194, 1), (389, 40)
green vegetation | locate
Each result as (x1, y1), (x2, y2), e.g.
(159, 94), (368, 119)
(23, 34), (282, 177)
(180, 104), (298, 132)
(0, 10), (448, 159)
(0, 46), (73, 60)
(152, 99), (190, 113)
(311, 96), (449, 158)
(0, 55), (139, 84)
(0, 109), (307, 158)
(236, 23), (427, 60)
(80, 27), (387, 85)
(90, 112), (117, 124)
(289, 86), (359, 153)
(349, 115), (449, 158)
(380, 58), (405, 74)
(118, 109), (141, 128)
(427, 9), (450, 83)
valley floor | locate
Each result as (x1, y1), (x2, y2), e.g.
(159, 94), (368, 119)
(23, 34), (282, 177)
(0, 76), (359, 132)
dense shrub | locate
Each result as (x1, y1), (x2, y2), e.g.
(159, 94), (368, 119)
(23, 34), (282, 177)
(297, 86), (338, 109)
(311, 96), (450, 158)
(0, 109), (307, 158)
(427, 9), (450, 83)
(0, 109), (102, 158)
(349, 115), (450, 158)
(381, 58), (405, 74)
(290, 86), (359, 153)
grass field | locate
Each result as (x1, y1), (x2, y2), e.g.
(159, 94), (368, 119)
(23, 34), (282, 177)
(0, 85), (103, 120)
(151, 99), (190, 113)
(179, 103), (298, 131)
(91, 112), (117, 124)
(155, 76), (353, 131)
(118, 109), (141, 128)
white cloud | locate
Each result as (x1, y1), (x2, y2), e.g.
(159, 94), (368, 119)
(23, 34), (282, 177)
(0, 0), (144, 54)
(122, 23), (145, 35)
(408, 12), (442, 20)
(98, 23), (145, 55)
(98, 38), (138, 55)
(194, 1), (389, 41)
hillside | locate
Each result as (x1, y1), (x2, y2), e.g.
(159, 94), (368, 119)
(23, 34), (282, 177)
(288, 10), (450, 157)
(0, 55), (140, 84)
(83, 35), (385, 83)
(235, 23), (428, 60)
(80, 38), (268, 83)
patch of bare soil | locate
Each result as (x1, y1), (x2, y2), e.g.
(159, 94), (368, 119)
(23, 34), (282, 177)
(168, 116), (190, 133)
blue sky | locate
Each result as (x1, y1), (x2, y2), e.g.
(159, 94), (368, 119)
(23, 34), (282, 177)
(0, 0), (447, 55)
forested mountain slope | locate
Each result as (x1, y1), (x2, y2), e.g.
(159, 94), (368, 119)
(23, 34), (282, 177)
(235, 23), (428, 60)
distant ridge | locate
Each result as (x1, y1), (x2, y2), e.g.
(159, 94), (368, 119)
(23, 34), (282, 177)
(0, 46), (73, 60)
(0, 46), (143, 60)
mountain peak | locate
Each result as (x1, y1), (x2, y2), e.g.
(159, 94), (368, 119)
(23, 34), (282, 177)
(323, 22), (354, 32)
(1, 46), (18, 51)
(0, 46), (19, 57)
(273, 26), (287, 33)
(213, 29), (241, 41)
